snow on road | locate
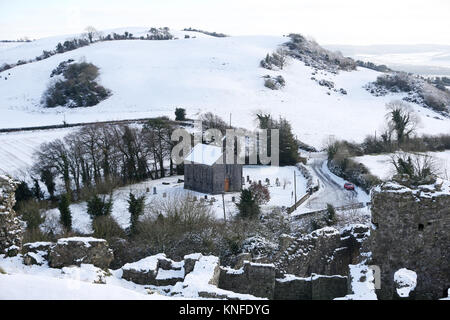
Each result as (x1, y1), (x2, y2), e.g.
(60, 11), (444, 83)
(295, 153), (370, 214)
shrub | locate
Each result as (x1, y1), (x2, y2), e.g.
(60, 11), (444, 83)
(42, 62), (111, 108)
(14, 181), (33, 208)
(376, 73), (412, 92)
(236, 189), (260, 219)
(39, 168), (56, 199)
(58, 194), (72, 231)
(175, 107), (186, 121)
(87, 194), (113, 219)
(391, 153), (437, 185)
(183, 28), (227, 37)
(134, 194), (215, 253)
(31, 179), (44, 200)
(16, 199), (47, 230)
(0, 63), (12, 72)
(147, 27), (173, 40)
(248, 182), (270, 205)
(200, 112), (228, 133)
(23, 228), (54, 244)
(264, 75), (285, 90)
(92, 215), (125, 241)
(326, 203), (336, 226)
(128, 192), (145, 235)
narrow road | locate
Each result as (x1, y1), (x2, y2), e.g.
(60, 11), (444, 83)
(302, 153), (365, 211)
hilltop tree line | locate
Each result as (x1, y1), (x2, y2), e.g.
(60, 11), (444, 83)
(0, 26), (175, 74)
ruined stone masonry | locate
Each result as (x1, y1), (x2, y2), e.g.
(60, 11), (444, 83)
(370, 179), (450, 300)
(276, 225), (370, 277)
(0, 175), (24, 257)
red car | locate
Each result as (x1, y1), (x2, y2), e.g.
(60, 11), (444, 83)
(344, 182), (355, 191)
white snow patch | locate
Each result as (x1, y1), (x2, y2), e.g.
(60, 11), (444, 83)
(394, 268), (417, 298)
(122, 254), (166, 273)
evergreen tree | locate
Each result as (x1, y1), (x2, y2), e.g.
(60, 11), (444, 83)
(40, 168), (56, 199)
(56, 42), (64, 53)
(59, 193), (72, 231)
(278, 117), (300, 166)
(87, 194), (113, 219)
(236, 189), (260, 219)
(14, 181), (33, 207)
(256, 114), (299, 166)
(31, 179), (43, 200)
(127, 192), (145, 235)
(175, 108), (186, 121)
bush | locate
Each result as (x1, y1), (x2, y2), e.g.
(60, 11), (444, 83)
(23, 228), (54, 244)
(14, 181), (34, 208)
(264, 75), (285, 90)
(175, 107), (186, 121)
(92, 215), (125, 241)
(58, 194), (72, 231)
(128, 192), (145, 235)
(327, 139), (380, 192)
(391, 153), (437, 185)
(87, 194), (113, 219)
(248, 182), (270, 205)
(17, 200), (46, 229)
(236, 189), (260, 219)
(147, 27), (173, 40)
(133, 194), (215, 254)
(376, 73), (412, 92)
(42, 62), (111, 108)
(183, 28), (227, 38)
(326, 204), (336, 226)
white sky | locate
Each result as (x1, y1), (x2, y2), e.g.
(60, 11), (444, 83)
(1, 0), (449, 45)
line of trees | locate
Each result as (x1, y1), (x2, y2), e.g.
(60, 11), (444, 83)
(32, 119), (177, 201)
(0, 26), (175, 74)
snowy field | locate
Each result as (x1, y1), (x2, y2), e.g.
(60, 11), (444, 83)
(0, 254), (172, 300)
(0, 252), (257, 300)
(41, 165), (308, 234)
(353, 150), (450, 181)
(0, 28), (449, 150)
(0, 127), (75, 178)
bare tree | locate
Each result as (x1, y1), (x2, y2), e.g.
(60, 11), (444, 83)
(84, 26), (100, 43)
(274, 48), (287, 70)
(385, 100), (420, 144)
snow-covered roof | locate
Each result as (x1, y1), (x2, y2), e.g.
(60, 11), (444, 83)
(184, 143), (223, 166)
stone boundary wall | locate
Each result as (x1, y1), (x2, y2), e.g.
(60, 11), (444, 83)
(218, 261), (348, 300)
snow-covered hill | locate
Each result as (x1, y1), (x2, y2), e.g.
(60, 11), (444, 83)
(1, 28), (450, 151)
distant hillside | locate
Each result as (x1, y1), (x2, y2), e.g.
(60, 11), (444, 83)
(0, 28), (449, 148)
(325, 44), (450, 76)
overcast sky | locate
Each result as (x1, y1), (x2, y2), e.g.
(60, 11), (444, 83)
(1, 0), (449, 45)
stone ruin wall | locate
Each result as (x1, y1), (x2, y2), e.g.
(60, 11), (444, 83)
(370, 182), (450, 300)
(0, 175), (23, 256)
